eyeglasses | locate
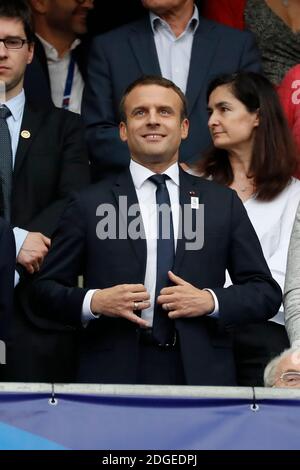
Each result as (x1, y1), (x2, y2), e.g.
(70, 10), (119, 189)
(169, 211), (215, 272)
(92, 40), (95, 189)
(276, 371), (300, 386)
(0, 38), (30, 50)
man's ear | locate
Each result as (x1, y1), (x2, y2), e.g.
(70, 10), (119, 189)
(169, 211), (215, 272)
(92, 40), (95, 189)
(119, 121), (128, 142)
(27, 42), (35, 65)
(254, 108), (260, 127)
(181, 118), (189, 140)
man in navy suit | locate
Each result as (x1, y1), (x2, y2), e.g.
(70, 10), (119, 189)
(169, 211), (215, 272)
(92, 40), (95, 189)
(82, 0), (261, 179)
(33, 76), (281, 385)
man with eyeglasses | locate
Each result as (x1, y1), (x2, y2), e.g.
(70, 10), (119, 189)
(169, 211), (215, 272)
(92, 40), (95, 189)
(0, 0), (90, 382)
(264, 348), (300, 388)
(24, 0), (94, 113)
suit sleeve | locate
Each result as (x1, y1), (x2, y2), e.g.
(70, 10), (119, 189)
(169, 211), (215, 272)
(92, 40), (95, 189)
(284, 201), (300, 346)
(238, 29), (262, 73)
(213, 191), (282, 328)
(0, 219), (15, 344)
(82, 37), (130, 180)
(32, 195), (89, 328)
(25, 112), (90, 237)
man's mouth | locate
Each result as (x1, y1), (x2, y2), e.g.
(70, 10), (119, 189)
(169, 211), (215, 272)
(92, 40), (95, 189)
(142, 133), (165, 141)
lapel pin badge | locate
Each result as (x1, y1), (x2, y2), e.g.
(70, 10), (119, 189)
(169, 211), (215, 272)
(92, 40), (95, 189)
(189, 191), (199, 209)
(21, 130), (31, 139)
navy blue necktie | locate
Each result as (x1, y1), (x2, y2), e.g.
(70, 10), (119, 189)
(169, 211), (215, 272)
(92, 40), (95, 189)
(0, 105), (12, 221)
(149, 174), (175, 346)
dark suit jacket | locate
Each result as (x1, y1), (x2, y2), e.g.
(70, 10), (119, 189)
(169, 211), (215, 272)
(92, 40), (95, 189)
(24, 36), (89, 108)
(33, 168), (281, 385)
(82, 15), (261, 179)
(11, 100), (90, 236)
(7, 100), (90, 383)
(0, 218), (15, 349)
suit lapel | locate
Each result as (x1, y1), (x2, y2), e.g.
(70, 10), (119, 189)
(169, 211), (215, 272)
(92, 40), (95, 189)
(13, 102), (45, 176)
(186, 19), (219, 115)
(128, 18), (161, 75)
(112, 169), (147, 274)
(173, 169), (204, 273)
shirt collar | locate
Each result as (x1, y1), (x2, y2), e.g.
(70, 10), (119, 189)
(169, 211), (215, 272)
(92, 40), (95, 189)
(150, 4), (199, 36)
(0, 89), (25, 122)
(130, 159), (179, 189)
(36, 34), (81, 60)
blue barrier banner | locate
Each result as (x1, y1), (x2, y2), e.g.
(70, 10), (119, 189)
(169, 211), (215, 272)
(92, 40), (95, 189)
(0, 393), (300, 450)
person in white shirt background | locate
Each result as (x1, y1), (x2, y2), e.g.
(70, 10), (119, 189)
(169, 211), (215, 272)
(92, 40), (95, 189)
(284, 201), (300, 349)
(26, 0), (94, 114)
(188, 71), (300, 386)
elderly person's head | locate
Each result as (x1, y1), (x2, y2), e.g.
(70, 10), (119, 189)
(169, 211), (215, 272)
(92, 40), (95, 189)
(264, 348), (300, 388)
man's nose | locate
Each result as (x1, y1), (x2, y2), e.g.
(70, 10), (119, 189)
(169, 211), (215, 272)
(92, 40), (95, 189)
(0, 41), (8, 57)
(147, 110), (160, 126)
(81, 0), (94, 9)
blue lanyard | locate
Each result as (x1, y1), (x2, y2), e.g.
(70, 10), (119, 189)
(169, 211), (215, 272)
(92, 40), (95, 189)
(62, 56), (75, 110)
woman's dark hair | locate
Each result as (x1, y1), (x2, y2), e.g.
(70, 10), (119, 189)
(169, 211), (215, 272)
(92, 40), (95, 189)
(0, 0), (35, 43)
(196, 72), (297, 201)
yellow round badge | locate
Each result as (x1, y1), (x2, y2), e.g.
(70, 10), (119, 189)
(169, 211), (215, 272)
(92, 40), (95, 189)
(21, 130), (31, 139)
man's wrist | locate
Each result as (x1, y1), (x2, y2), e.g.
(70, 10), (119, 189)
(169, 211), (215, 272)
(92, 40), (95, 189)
(90, 289), (102, 316)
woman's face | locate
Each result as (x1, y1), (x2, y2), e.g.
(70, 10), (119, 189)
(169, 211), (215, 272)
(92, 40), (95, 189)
(207, 84), (259, 153)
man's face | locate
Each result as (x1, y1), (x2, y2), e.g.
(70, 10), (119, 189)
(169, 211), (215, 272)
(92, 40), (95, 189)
(0, 17), (34, 100)
(141, 0), (194, 16)
(273, 351), (300, 388)
(119, 84), (189, 168)
(44, 0), (94, 36)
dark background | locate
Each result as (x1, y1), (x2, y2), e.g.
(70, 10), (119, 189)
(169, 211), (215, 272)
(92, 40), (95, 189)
(88, 0), (203, 35)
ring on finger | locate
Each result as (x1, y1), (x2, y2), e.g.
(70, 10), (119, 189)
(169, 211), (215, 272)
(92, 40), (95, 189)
(133, 301), (139, 310)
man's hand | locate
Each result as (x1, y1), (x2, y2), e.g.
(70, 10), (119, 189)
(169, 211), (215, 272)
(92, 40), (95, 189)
(157, 271), (215, 318)
(17, 232), (51, 274)
(91, 284), (150, 327)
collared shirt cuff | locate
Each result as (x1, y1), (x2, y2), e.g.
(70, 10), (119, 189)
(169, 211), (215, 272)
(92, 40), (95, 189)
(203, 288), (219, 318)
(13, 227), (29, 256)
(14, 270), (20, 287)
(81, 289), (100, 326)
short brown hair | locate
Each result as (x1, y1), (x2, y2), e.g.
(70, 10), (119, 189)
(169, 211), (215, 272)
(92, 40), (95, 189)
(0, 0), (35, 43)
(119, 75), (188, 122)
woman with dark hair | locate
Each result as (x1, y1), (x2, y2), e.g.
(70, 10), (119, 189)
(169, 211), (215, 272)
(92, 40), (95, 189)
(192, 71), (300, 386)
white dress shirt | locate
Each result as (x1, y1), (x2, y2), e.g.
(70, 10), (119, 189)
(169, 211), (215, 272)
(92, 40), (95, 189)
(225, 178), (300, 325)
(37, 35), (84, 114)
(82, 160), (218, 324)
(149, 5), (199, 93)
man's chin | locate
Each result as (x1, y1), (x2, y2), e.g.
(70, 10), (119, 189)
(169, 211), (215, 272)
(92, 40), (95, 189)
(72, 21), (88, 36)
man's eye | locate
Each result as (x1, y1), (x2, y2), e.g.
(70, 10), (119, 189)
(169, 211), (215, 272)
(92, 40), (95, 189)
(6, 38), (21, 47)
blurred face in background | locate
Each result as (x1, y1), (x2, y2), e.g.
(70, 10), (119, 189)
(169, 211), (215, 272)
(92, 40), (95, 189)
(141, 0), (194, 16)
(37, 0), (94, 36)
(207, 84), (259, 155)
